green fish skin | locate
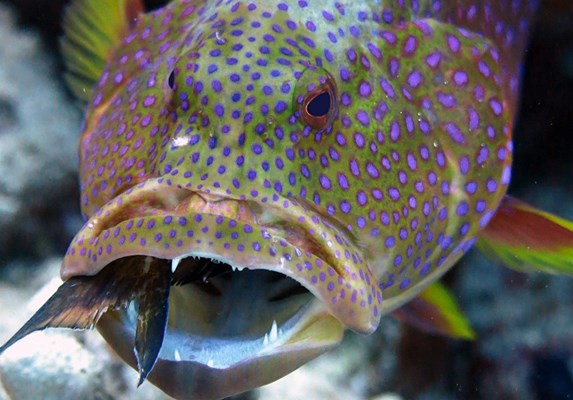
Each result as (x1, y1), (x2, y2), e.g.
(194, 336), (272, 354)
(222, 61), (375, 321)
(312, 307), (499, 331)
(2, 0), (573, 399)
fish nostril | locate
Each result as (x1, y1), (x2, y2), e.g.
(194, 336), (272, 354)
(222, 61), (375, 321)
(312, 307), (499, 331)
(168, 70), (175, 89)
(306, 91), (331, 117)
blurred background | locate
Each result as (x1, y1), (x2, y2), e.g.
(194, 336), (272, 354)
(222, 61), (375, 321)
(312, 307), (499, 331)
(0, 0), (571, 399)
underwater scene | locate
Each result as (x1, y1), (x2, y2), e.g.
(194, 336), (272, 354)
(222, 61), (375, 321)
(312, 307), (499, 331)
(0, 0), (572, 399)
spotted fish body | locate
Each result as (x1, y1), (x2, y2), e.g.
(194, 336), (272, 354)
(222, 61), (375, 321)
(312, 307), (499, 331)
(3, 1), (573, 399)
(68, 0), (524, 328)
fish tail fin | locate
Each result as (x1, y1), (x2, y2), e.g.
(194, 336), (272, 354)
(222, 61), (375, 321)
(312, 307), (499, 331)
(60, 0), (145, 101)
(476, 195), (573, 275)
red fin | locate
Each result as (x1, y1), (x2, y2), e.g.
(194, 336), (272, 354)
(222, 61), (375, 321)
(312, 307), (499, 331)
(477, 195), (573, 275)
(392, 281), (475, 340)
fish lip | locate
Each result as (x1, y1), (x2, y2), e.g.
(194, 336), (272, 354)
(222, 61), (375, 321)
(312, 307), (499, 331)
(62, 176), (382, 333)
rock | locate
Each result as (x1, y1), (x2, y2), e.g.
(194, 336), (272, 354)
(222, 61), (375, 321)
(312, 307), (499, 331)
(0, 3), (82, 259)
(0, 332), (109, 400)
(0, 258), (171, 400)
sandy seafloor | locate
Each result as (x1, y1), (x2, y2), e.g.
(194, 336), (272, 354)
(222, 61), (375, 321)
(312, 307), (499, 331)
(0, 1), (572, 399)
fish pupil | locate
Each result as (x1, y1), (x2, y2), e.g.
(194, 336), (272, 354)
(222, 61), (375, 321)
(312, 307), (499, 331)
(306, 91), (331, 117)
(168, 70), (175, 89)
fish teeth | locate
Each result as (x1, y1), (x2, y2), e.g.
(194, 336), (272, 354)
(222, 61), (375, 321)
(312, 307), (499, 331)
(207, 359), (215, 368)
(171, 257), (182, 273)
(263, 333), (269, 346)
(230, 265), (245, 272)
(174, 349), (181, 362)
(269, 320), (278, 342)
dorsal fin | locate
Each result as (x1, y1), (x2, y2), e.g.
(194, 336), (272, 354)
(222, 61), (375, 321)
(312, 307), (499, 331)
(60, 0), (145, 101)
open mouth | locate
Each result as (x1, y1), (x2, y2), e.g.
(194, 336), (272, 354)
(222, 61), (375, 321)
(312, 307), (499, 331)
(151, 256), (316, 368)
(92, 254), (345, 399)
(1, 177), (382, 399)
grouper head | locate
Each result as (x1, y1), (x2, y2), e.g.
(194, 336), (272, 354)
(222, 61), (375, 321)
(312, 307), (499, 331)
(1, 0), (527, 398)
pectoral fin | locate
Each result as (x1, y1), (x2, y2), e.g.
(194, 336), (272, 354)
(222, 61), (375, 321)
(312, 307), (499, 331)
(476, 195), (573, 275)
(392, 281), (475, 340)
(60, 0), (145, 101)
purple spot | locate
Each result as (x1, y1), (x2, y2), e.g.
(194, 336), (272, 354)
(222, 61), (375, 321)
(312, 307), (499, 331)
(350, 159), (360, 177)
(340, 200), (352, 214)
(356, 110), (369, 126)
(445, 122), (465, 144)
(338, 173), (349, 190)
(403, 35), (417, 54)
(454, 70), (468, 86)
(425, 52), (441, 68)
(437, 92), (457, 108)
(486, 178), (498, 193)
(366, 162), (379, 178)
(407, 70), (422, 87)
(390, 121), (400, 142)
(447, 34), (461, 52)
(388, 187), (400, 201)
(489, 98), (503, 116)
(465, 181), (477, 194)
(407, 153), (417, 170)
(459, 155), (470, 174)
(477, 146), (489, 164)
(357, 191), (368, 206)
(456, 201), (469, 216)
(320, 175), (332, 190)
(359, 81), (371, 97)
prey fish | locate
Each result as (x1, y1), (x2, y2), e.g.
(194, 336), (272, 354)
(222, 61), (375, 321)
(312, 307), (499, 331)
(2, 0), (573, 399)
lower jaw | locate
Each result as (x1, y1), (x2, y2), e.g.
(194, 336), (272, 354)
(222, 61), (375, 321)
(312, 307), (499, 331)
(96, 262), (345, 400)
(97, 294), (344, 400)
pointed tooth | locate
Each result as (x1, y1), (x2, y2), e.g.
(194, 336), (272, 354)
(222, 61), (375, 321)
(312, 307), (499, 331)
(174, 349), (181, 362)
(263, 333), (269, 346)
(269, 320), (278, 342)
(207, 359), (215, 367)
(171, 257), (182, 273)
(134, 259), (172, 387)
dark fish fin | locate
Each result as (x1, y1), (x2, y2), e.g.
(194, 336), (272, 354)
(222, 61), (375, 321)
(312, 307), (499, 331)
(477, 195), (573, 275)
(0, 256), (172, 366)
(60, 0), (145, 101)
(134, 257), (171, 386)
(392, 281), (475, 340)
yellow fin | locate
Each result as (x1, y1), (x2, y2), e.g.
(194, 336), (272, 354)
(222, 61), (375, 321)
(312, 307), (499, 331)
(392, 281), (476, 340)
(60, 0), (145, 101)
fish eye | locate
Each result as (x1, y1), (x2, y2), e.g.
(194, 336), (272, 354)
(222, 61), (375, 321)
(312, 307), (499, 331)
(168, 70), (175, 89)
(298, 69), (337, 130)
(306, 91), (331, 117)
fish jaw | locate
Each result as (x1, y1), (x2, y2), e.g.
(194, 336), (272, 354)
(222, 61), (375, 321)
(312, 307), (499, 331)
(61, 175), (380, 396)
(97, 298), (343, 400)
